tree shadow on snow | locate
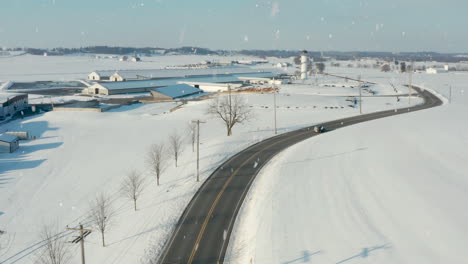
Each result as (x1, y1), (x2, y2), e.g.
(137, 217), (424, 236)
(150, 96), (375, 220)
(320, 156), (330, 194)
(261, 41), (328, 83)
(336, 244), (390, 264)
(281, 250), (322, 264)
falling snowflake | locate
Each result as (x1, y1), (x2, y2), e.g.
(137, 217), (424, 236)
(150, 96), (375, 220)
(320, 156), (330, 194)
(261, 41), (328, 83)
(271, 2), (280, 17)
(244, 35), (249, 42)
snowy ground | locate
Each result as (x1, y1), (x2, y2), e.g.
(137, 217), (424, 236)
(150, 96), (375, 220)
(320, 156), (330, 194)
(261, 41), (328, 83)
(0, 54), (424, 264)
(227, 69), (468, 264)
(0, 54), (278, 83)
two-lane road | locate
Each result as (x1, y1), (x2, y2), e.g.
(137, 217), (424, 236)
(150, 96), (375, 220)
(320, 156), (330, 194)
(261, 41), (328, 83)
(158, 86), (442, 264)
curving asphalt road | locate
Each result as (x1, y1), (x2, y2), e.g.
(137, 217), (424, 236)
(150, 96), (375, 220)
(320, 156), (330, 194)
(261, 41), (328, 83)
(158, 86), (442, 264)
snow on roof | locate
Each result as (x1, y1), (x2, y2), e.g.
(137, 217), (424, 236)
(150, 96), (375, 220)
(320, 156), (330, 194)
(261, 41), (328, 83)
(110, 66), (267, 80)
(95, 80), (167, 90)
(94, 72), (279, 91)
(0, 134), (18, 143)
(152, 84), (202, 99)
(177, 81), (242, 88)
(0, 92), (27, 103)
(90, 70), (115, 77)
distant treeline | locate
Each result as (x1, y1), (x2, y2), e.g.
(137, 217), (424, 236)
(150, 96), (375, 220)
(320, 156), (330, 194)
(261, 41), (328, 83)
(4, 46), (467, 63)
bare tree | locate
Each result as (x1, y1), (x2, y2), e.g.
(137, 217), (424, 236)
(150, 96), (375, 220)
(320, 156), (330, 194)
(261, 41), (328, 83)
(315, 62), (326, 73)
(90, 193), (113, 247)
(381, 64), (391, 72)
(188, 122), (197, 152)
(207, 93), (252, 136)
(169, 132), (184, 167)
(146, 143), (167, 185)
(121, 170), (145, 211)
(35, 225), (71, 264)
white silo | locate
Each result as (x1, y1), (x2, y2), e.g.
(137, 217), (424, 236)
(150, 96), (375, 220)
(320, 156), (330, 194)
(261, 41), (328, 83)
(300, 50), (308, 80)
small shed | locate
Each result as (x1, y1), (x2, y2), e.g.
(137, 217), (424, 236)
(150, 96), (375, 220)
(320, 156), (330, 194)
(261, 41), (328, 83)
(151, 84), (203, 100)
(0, 134), (19, 153)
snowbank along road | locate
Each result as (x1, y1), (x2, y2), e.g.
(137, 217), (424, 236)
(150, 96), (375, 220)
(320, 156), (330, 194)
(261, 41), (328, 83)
(157, 86), (443, 264)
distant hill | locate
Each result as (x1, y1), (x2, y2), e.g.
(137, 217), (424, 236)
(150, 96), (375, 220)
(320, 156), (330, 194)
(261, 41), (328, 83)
(4, 46), (467, 63)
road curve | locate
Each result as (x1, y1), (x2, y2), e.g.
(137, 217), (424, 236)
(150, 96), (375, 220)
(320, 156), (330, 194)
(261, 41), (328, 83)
(158, 86), (442, 264)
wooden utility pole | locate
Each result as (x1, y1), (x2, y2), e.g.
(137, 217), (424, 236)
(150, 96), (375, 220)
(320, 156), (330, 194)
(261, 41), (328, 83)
(273, 78), (277, 134)
(358, 75), (362, 114)
(191, 119), (206, 182)
(449, 85), (452, 104)
(66, 224), (93, 264)
(408, 61), (414, 105)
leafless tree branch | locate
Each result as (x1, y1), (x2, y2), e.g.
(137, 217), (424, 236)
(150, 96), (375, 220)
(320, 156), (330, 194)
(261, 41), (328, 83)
(121, 170), (145, 211)
(207, 94), (252, 136)
(35, 225), (71, 264)
(146, 143), (167, 186)
(169, 132), (184, 167)
(90, 193), (113, 247)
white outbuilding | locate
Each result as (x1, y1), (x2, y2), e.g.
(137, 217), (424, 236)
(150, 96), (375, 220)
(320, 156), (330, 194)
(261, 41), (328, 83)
(87, 71), (115, 81)
(0, 134), (19, 153)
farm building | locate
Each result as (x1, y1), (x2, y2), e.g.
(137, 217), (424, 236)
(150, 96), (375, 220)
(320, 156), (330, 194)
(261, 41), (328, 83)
(178, 81), (242, 92)
(83, 80), (165, 95)
(0, 93), (28, 120)
(150, 84), (203, 100)
(109, 71), (158, 82)
(0, 134), (19, 153)
(238, 76), (288, 85)
(83, 71), (283, 95)
(105, 67), (270, 82)
(426, 65), (449, 74)
(87, 71), (115, 81)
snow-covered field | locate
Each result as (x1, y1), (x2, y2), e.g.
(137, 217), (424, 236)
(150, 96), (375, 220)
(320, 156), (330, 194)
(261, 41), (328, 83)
(227, 69), (468, 264)
(0, 54), (459, 264)
(0, 54), (276, 83)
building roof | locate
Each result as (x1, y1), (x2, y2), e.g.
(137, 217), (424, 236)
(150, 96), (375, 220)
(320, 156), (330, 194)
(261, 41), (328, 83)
(90, 71), (115, 77)
(92, 80), (167, 91)
(177, 81), (242, 88)
(0, 134), (18, 143)
(110, 66), (271, 80)
(0, 93), (27, 103)
(92, 72), (279, 91)
(152, 84), (202, 99)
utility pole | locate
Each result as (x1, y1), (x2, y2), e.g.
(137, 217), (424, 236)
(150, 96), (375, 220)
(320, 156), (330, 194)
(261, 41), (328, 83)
(66, 224), (93, 264)
(191, 119), (205, 182)
(358, 75), (362, 114)
(273, 78), (277, 134)
(449, 85), (452, 104)
(408, 61), (414, 105)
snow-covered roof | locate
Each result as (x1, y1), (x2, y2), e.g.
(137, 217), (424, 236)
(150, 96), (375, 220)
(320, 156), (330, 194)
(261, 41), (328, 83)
(93, 72), (279, 91)
(110, 66), (269, 80)
(177, 81), (242, 88)
(152, 84), (202, 99)
(0, 93), (27, 103)
(0, 134), (18, 143)
(94, 80), (166, 91)
(90, 70), (115, 77)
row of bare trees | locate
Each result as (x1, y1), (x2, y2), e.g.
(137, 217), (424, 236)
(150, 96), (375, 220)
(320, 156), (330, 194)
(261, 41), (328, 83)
(34, 91), (253, 264)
